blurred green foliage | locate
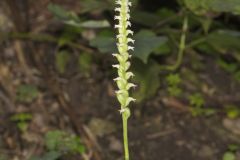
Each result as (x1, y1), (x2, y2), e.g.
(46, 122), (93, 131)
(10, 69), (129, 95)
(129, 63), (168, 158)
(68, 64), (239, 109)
(56, 50), (70, 74)
(166, 74), (182, 97)
(11, 113), (32, 132)
(31, 130), (85, 160)
(0, 155), (8, 160)
(189, 93), (216, 116)
(223, 144), (239, 160)
(223, 152), (236, 160)
(16, 84), (38, 103)
(78, 52), (92, 75)
(189, 93), (205, 108)
(225, 105), (240, 119)
(183, 0), (240, 15)
(132, 59), (161, 102)
(47, 0), (240, 105)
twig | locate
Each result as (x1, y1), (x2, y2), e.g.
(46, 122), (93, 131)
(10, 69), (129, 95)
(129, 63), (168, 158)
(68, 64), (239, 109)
(82, 125), (102, 152)
(0, 89), (15, 112)
(147, 129), (177, 140)
(8, 32), (95, 53)
(13, 40), (32, 77)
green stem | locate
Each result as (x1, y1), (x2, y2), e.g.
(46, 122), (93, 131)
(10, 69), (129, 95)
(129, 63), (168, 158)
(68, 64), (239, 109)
(168, 15), (188, 71)
(122, 113), (129, 160)
(160, 15), (188, 71)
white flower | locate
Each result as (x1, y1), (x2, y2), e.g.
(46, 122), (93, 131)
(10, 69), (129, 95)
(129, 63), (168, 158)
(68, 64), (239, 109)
(128, 46), (134, 51)
(115, 8), (121, 12)
(127, 38), (135, 44)
(127, 30), (134, 35)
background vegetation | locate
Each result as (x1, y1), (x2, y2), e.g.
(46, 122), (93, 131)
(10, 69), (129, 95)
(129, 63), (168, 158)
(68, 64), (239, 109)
(0, 0), (240, 160)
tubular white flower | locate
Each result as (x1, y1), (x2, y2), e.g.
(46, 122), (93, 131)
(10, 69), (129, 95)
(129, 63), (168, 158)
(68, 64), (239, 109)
(128, 46), (134, 51)
(115, 8), (121, 12)
(126, 83), (137, 90)
(112, 64), (120, 69)
(125, 72), (134, 79)
(127, 38), (135, 44)
(126, 21), (131, 27)
(117, 34), (123, 39)
(115, 24), (122, 29)
(127, 30), (134, 35)
(114, 16), (121, 20)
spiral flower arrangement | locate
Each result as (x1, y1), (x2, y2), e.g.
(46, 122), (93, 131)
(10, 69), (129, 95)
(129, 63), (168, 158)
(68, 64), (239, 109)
(113, 0), (135, 159)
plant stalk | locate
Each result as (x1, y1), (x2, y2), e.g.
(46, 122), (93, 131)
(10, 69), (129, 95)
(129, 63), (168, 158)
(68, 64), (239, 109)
(166, 15), (188, 71)
(159, 15), (188, 71)
(122, 113), (129, 160)
(113, 0), (135, 159)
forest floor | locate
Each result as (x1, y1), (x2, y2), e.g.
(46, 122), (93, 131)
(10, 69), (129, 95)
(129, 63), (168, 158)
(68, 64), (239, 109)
(1, 1), (240, 160)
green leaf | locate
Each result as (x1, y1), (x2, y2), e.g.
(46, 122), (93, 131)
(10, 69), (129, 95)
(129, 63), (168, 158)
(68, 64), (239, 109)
(56, 50), (70, 74)
(48, 3), (79, 21)
(63, 136), (85, 154)
(189, 93), (205, 108)
(203, 108), (217, 116)
(90, 37), (117, 53)
(58, 26), (83, 46)
(16, 84), (38, 103)
(217, 59), (238, 73)
(11, 113), (32, 122)
(65, 20), (110, 29)
(132, 11), (162, 27)
(210, 0), (240, 15)
(132, 59), (161, 102)
(223, 152), (236, 160)
(183, 0), (210, 15)
(134, 30), (168, 63)
(167, 86), (182, 97)
(31, 151), (61, 160)
(42, 151), (61, 160)
(45, 130), (64, 151)
(206, 30), (240, 53)
(228, 144), (239, 152)
(195, 30), (240, 57)
(166, 74), (182, 97)
(45, 130), (85, 154)
(11, 113), (32, 132)
(18, 122), (28, 132)
(234, 71), (240, 83)
(78, 53), (92, 74)
(225, 105), (240, 119)
(166, 74), (181, 86)
(48, 3), (110, 29)
(90, 30), (168, 63)
(0, 155), (8, 160)
(80, 0), (138, 13)
(184, 0), (240, 15)
(132, 8), (176, 27)
(80, 0), (114, 13)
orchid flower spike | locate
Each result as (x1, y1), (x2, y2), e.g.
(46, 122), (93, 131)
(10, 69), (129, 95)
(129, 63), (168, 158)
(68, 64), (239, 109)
(113, 0), (135, 114)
